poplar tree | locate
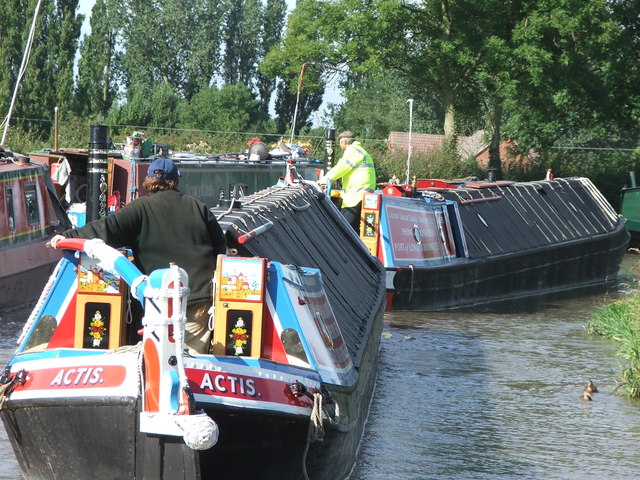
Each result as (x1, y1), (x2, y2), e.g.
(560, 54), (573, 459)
(0, 0), (28, 120)
(221, 0), (262, 87)
(117, 0), (224, 102)
(76, 0), (119, 116)
(256, 0), (287, 114)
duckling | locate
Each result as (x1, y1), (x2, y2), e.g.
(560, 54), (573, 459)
(581, 390), (593, 402)
(583, 380), (598, 394)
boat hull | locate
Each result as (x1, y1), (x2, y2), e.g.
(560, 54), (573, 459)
(388, 223), (629, 311)
(1, 306), (381, 480)
(1, 183), (386, 480)
(1, 396), (140, 480)
(620, 186), (640, 247)
(0, 239), (62, 310)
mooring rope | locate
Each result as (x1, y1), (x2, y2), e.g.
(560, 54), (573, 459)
(310, 392), (325, 442)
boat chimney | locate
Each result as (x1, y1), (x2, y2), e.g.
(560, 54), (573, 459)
(488, 167), (497, 183)
(630, 171), (637, 188)
(87, 124), (109, 222)
(324, 128), (336, 171)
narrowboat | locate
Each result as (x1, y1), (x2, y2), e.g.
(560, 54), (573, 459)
(0, 175), (385, 479)
(619, 179), (640, 247)
(0, 151), (70, 309)
(349, 177), (629, 311)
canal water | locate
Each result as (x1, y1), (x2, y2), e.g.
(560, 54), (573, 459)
(2, 256), (640, 479)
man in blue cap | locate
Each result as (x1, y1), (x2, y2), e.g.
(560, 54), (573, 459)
(51, 158), (227, 353)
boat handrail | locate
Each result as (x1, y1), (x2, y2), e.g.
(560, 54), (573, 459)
(54, 238), (148, 301)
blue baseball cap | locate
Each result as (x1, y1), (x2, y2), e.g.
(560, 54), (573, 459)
(147, 158), (180, 180)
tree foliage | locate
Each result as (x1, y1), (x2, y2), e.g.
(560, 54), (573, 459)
(4, 0), (83, 131)
(0, 0), (636, 187)
(76, 0), (120, 116)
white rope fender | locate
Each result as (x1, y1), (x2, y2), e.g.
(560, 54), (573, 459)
(169, 265), (218, 450)
(176, 413), (219, 450)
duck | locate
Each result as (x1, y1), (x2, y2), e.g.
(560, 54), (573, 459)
(581, 390), (593, 402)
(583, 380), (598, 394)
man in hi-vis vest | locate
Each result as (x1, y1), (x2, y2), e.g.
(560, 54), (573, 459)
(319, 130), (376, 231)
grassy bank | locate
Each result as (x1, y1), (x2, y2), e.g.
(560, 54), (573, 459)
(586, 295), (640, 398)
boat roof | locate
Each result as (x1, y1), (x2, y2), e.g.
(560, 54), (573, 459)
(212, 183), (385, 368)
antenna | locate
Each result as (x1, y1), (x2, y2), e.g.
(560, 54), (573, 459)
(1, 0), (43, 146)
(289, 62), (314, 144)
(405, 99), (414, 185)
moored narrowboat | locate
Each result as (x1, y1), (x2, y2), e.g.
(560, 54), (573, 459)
(348, 177), (629, 311)
(0, 152), (70, 309)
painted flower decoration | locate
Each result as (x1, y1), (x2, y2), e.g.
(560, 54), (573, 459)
(89, 310), (107, 347)
(230, 318), (249, 355)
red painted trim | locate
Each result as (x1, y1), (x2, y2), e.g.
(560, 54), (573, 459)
(143, 338), (161, 412)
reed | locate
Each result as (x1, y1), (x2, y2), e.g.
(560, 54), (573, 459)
(587, 296), (640, 398)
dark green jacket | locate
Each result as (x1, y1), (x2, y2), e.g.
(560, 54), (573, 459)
(64, 189), (226, 304)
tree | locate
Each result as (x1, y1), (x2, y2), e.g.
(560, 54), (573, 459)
(75, 0), (120, 116)
(331, 73), (442, 139)
(501, 0), (624, 153)
(221, 0), (262, 87)
(0, 0), (28, 123)
(112, 83), (182, 127)
(179, 83), (267, 132)
(256, 0), (287, 115)
(116, 0), (224, 100)
(12, 0), (83, 130)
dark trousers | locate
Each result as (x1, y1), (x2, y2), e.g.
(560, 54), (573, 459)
(341, 202), (362, 232)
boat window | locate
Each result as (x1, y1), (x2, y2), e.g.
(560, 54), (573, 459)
(23, 315), (57, 351)
(280, 328), (309, 364)
(6, 186), (15, 231)
(24, 183), (40, 225)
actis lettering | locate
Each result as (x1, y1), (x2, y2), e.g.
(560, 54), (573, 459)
(50, 367), (104, 386)
(199, 373), (258, 397)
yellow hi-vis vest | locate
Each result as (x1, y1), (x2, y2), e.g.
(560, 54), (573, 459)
(322, 141), (376, 208)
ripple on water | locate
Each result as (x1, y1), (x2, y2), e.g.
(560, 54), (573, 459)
(352, 288), (640, 480)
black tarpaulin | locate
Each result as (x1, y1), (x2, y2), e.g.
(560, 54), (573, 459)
(211, 183), (385, 367)
(438, 177), (621, 259)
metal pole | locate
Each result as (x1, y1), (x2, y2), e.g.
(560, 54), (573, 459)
(54, 107), (58, 152)
(405, 99), (414, 185)
(290, 62), (313, 144)
(87, 124), (109, 222)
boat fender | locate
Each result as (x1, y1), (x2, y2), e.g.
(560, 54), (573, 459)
(175, 412), (219, 450)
